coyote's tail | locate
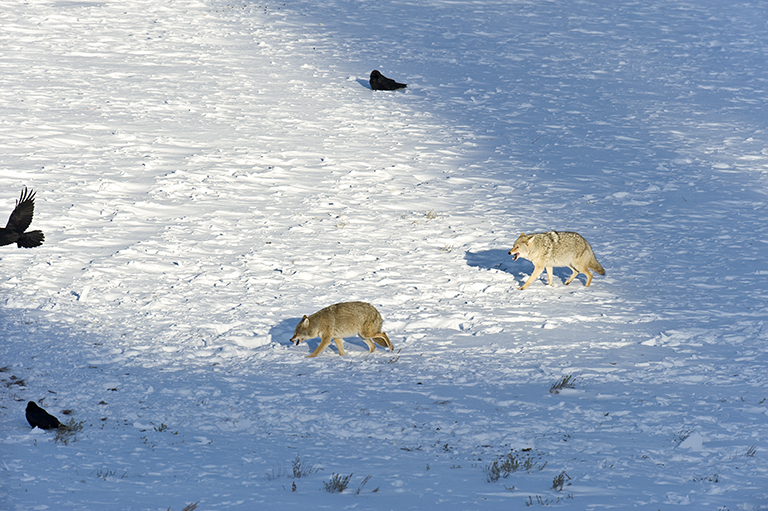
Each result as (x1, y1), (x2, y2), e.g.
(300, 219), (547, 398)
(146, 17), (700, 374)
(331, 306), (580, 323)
(590, 259), (606, 276)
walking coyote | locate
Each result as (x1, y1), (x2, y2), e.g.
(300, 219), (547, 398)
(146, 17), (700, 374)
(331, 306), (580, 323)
(290, 301), (393, 357)
(508, 231), (605, 289)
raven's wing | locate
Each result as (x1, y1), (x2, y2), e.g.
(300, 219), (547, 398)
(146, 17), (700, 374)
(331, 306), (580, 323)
(6, 188), (36, 233)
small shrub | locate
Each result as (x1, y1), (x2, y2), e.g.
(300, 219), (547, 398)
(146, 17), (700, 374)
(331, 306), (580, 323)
(95, 469), (126, 480)
(525, 494), (573, 506)
(673, 429), (693, 443)
(552, 471), (571, 491)
(323, 473), (353, 493)
(483, 461), (503, 483)
(291, 452), (320, 478)
(550, 373), (579, 394)
(265, 466), (283, 481)
(166, 503), (198, 511)
(266, 453), (320, 481)
(484, 449), (547, 483)
(54, 418), (84, 445)
(354, 475), (372, 496)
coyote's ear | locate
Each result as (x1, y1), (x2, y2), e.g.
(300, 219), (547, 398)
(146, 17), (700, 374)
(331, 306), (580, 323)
(300, 315), (309, 326)
(520, 232), (525, 237)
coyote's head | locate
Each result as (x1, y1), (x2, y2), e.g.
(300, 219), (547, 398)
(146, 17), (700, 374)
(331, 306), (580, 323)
(290, 315), (311, 345)
(508, 232), (530, 261)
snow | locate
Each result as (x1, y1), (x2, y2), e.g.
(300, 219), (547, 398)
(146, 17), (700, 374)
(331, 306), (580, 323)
(1, 0), (767, 509)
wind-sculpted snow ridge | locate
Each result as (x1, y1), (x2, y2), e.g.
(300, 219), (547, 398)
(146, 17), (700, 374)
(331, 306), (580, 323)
(1, 0), (766, 509)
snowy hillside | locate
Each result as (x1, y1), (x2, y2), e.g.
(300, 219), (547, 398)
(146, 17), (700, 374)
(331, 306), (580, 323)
(2, 0), (767, 509)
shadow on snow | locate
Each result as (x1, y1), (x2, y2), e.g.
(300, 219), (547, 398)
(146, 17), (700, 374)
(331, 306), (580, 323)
(464, 248), (588, 286)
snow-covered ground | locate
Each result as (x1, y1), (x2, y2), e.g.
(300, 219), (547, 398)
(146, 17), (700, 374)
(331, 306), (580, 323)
(2, 0), (767, 509)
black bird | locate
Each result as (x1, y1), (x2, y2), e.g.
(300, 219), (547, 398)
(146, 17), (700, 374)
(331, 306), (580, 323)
(26, 401), (61, 430)
(369, 70), (407, 91)
(0, 188), (44, 248)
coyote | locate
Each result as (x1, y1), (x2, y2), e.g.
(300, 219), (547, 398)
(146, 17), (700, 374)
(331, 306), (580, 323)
(508, 231), (605, 290)
(290, 301), (394, 358)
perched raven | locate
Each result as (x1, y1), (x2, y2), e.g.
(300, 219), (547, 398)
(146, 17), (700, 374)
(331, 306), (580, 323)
(0, 188), (44, 248)
(26, 401), (61, 430)
(369, 70), (407, 91)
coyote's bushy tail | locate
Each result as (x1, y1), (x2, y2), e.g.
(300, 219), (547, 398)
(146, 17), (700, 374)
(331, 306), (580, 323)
(590, 259), (606, 276)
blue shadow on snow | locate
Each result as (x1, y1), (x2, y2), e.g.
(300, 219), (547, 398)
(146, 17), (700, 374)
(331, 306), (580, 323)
(269, 316), (302, 349)
(464, 249), (584, 286)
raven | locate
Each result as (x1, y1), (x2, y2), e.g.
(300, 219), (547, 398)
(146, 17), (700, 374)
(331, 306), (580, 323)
(369, 70), (407, 91)
(26, 401), (61, 430)
(0, 188), (44, 248)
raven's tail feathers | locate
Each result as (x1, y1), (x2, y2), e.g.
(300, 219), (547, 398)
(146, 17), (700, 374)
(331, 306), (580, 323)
(17, 230), (44, 248)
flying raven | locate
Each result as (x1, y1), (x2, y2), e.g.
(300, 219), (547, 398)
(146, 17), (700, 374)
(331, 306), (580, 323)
(0, 188), (44, 248)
